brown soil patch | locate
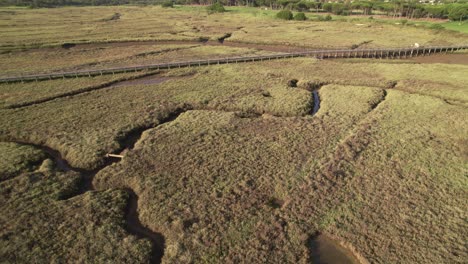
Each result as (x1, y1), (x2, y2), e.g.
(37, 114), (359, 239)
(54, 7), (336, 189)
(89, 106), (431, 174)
(110, 75), (172, 87)
(308, 233), (361, 264)
(71, 40), (320, 53)
(410, 53), (468, 65)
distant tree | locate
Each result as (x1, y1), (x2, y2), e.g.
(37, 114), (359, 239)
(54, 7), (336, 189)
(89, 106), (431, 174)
(161, 0), (173, 7)
(293, 0), (310, 11)
(323, 2), (332, 12)
(329, 3), (349, 15)
(424, 5), (446, 19)
(448, 4), (468, 21)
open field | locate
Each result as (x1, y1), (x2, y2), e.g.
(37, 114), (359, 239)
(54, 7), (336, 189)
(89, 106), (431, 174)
(1, 6), (467, 52)
(1, 5), (467, 264)
(0, 42), (279, 77)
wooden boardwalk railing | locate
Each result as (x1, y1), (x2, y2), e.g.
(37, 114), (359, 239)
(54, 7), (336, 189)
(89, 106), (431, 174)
(1, 45), (467, 84)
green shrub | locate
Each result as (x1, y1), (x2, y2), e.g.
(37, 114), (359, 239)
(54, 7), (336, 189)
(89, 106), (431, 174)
(294, 12), (307, 21)
(276, 10), (293, 20)
(429, 23), (444, 30)
(207, 2), (226, 14)
(320, 14), (332, 21)
(161, 1), (173, 8)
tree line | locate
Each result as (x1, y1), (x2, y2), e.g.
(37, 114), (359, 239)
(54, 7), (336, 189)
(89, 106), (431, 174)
(1, 0), (466, 21)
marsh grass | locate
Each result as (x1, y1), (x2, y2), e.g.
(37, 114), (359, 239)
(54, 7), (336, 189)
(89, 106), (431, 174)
(0, 142), (46, 181)
(92, 84), (388, 262)
(0, 163), (152, 262)
(0, 6), (465, 52)
(0, 72), (140, 108)
(0, 43), (467, 262)
(0, 43), (197, 76)
(0, 43), (275, 76)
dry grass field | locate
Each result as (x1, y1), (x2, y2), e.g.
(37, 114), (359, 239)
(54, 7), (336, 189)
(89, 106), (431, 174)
(0, 43), (277, 77)
(1, 6), (467, 52)
(0, 5), (467, 264)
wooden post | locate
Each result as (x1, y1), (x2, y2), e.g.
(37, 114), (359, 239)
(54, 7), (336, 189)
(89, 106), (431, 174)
(106, 154), (123, 159)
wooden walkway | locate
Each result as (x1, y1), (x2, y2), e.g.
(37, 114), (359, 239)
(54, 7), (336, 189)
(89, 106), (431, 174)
(1, 45), (466, 84)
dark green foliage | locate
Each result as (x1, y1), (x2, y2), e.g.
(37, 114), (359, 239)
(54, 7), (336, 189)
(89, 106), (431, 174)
(424, 5), (446, 19)
(293, 0), (311, 11)
(331, 3), (348, 15)
(448, 4), (468, 21)
(276, 9), (293, 20)
(322, 2), (332, 12)
(161, 0), (173, 7)
(294, 12), (306, 20)
(207, 2), (226, 13)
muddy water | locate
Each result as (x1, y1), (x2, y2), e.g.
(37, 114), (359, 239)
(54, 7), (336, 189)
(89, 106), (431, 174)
(409, 53), (468, 65)
(309, 234), (361, 264)
(312, 91), (320, 115)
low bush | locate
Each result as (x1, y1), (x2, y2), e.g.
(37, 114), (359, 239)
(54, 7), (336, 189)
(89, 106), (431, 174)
(207, 2), (226, 14)
(429, 23), (444, 30)
(318, 14), (332, 21)
(294, 12), (307, 21)
(276, 10), (293, 20)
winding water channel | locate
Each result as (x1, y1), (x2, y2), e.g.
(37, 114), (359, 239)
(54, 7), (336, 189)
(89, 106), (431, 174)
(8, 140), (165, 263)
